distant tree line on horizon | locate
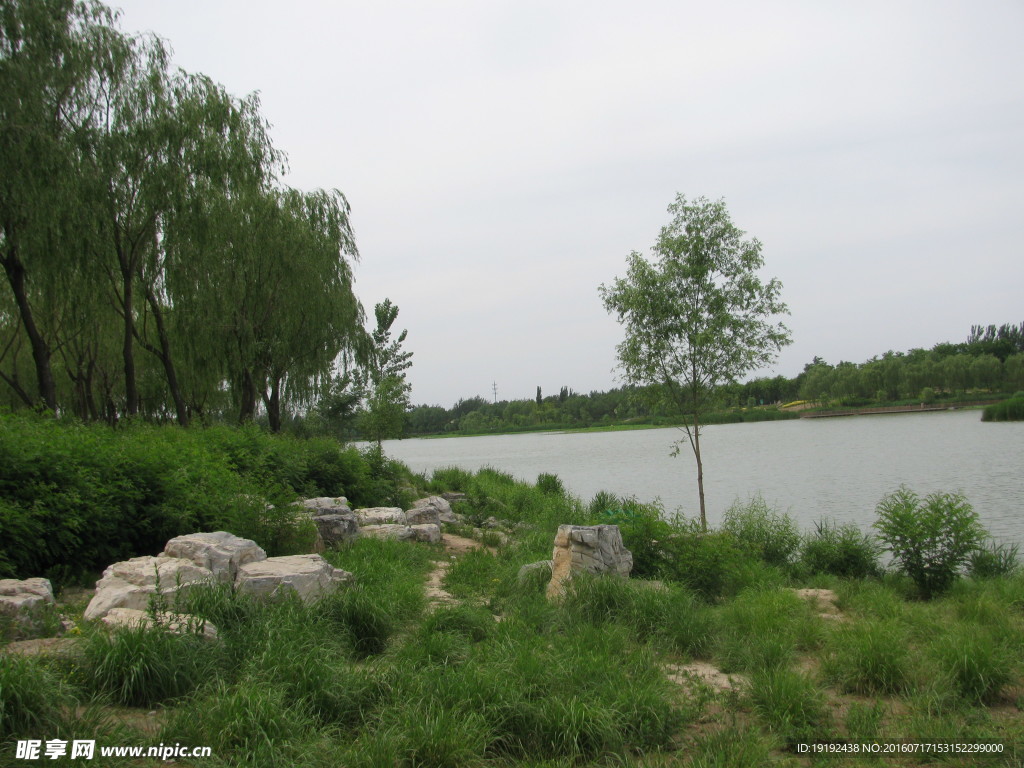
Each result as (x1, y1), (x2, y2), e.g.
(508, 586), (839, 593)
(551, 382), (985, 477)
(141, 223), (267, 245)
(402, 323), (1024, 436)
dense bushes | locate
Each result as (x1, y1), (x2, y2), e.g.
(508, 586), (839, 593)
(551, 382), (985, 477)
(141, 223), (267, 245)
(0, 414), (414, 584)
(982, 391), (1024, 421)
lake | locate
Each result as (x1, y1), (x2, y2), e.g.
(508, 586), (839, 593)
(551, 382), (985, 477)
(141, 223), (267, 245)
(382, 409), (1024, 544)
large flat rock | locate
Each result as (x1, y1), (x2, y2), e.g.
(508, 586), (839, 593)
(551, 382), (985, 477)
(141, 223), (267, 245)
(234, 554), (354, 601)
(162, 531), (267, 584)
(84, 556), (214, 621)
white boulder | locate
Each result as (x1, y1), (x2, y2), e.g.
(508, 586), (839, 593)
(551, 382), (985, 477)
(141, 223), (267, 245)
(83, 556), (214, 621)
(234, 554), (354, 602)
(162, 531), (266, 584)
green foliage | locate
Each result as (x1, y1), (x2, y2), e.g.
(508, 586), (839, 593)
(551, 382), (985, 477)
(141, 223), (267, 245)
(716, 588), (820, 673)
(721, 495), (800, 569)
(982, 392), (1024, 421)
(658, 523), (748, 601)
(928, 626), (1014, 704)
(0, 415), (412, 583)
(536, 472), (565, 496)
(823, 619), (911, 695)
(874, 486), (986, 598)
(967, 540), (1020, 579)
(79, 623), (219, 706)
(318, 587), (397, 658)
(599, 194), (791, 528)
(799, 519), (881, 579)
(748, 667), (829, 747)
(592, 498), (675, 578)
(685, 727), (774, 768)
(0, 654), (71, 740)
(421, 604), (494, 643)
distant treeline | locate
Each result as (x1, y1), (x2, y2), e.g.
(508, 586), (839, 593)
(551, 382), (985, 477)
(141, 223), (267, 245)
(406, 323), (1024, 435)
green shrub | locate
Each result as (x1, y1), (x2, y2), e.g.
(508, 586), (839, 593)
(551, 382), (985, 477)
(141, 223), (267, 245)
(686, 727), (774, 768)
(874, 486), (986, 598)
(928, 626), (1014, 704)
(164, 681), (314, 765)
(659, 523), (747, 601)
(428, 465), (474, 493)
(716, 588), (818, 673)
(0, 655), (71, 739)
(799, 519), (881, 579)
(967, 540), (1020, 579)
(421, 604), (494, 643)
(79, 623), (219, 706)
(319, 587), (396, 657)
(823, 619), (910, 695)
(721, 495), (800, 569)
(591, 498), (674, 578)
(981, 393), (1024, 421)
(748, 667), (829, 746)
(536, 472), (565, 496)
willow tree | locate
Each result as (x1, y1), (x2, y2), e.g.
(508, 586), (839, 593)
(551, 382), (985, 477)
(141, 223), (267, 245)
(77, 22), (280, 423)
(600, 195), (791, 529)
(0, 0), (121, 410)
(169, 185), (364, 428)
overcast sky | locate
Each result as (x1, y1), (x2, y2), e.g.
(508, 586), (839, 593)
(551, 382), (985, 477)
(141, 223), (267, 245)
(113, 0), (1024, 407)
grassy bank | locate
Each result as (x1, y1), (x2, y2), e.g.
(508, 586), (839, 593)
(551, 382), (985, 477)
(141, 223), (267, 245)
(2, 427), (1022, 766)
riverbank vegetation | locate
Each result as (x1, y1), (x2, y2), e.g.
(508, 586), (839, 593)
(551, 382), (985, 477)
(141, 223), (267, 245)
(396, 323), (1023, 438)
(3, 446), (1022, 766)
(982, 392), (1024, 422)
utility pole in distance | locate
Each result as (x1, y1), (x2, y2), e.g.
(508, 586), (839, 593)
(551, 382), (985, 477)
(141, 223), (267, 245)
(492, 381), (498, 403)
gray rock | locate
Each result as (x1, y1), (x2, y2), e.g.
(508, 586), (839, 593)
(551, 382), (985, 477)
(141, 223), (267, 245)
(0, 578), (55, 625)
(356, 507), (407, 526)
(235, 554), (354, 601)
(359, 524), (416, 541)
(407, 496), (453, 525)
(441, 492), (467, 503)
(308, 512), (359, 547)
(410, 523), (442, 543)
(162, 531), (267, 584)
(547, 524), (633, 598)
(301, 497), (351, 516)
(84, 556), (214, 621)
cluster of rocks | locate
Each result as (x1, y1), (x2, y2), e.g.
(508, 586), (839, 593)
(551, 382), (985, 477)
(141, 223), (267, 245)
(300, 495), (459, 548)
(82, 531), (354, 634)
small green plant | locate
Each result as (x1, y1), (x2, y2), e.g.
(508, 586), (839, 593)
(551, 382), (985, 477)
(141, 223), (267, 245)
(823, 619), (910, 695)
(967, 540), (1020, 579)
(536, 472), (565, 496)
(0, 655), (71, 739)
(319, 587), (396, 657)
(929, 626), (1014, 704)
(79, 624), (218, 706)
(873, 487), (986, 598)
(748, 666), (829, 746)
(722, 495), (800, 569)
(799, 519), (881, 579)
(658, 522), (747, 601)
(593, 498), (674, 578)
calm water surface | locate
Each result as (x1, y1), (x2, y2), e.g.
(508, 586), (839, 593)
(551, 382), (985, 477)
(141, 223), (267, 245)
(383, 410), (1024, 544)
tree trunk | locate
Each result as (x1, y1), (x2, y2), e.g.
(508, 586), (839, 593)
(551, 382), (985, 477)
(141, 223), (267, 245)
(262, 376), (282, 432)
(121, 260), (139, 417)
(1, 248), (57, 411)
(693, 409), (707, 531)
(142, 286), (189, 426)
(237, 369), (258, 423)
